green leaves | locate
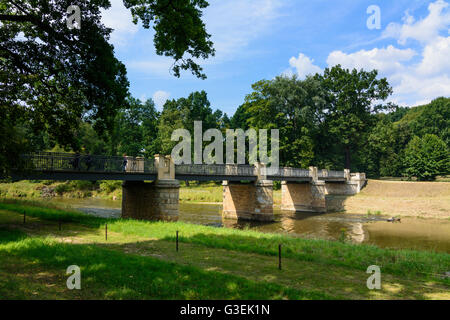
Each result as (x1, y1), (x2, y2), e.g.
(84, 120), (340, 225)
(1, 0), (214, 174)
(123, 0), (215, 79)
(242, 75), (326, 168)
(319, 65), (393, 169)
(157, 91), (223, 156)
(112, 97), (160, 157)
(404, 134), (449, 181)
(1, 0), (129, 153)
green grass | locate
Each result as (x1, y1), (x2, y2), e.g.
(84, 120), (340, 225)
(1, 201), (449, 300)
(0, 180), (122, 200)
(179, 182), (223, 203)
(0, 229), (325, 300)
(1, 200), (448, 283)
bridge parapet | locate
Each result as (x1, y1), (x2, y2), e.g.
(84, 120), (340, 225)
(16, 152), (363, 185)
(175, 163), (256, 181)
(155, 154), (175, 180)
(20, 152), (157, 174)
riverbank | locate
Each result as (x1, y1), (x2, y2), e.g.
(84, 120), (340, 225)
(342, 180), (450, 219)
(0, 179), (449, 218)
(0, 200), (448, 300)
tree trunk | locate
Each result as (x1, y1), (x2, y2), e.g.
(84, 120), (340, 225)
(344, 146), (351, 170)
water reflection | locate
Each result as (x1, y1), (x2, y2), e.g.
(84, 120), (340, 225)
(50, 198), (450, 253)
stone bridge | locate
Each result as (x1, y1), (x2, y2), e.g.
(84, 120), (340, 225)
(12, 152), (367, 222)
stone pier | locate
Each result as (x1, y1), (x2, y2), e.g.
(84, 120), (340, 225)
(281, 167), (367, 213)
(222, 164), (274, 221)
(281, 167), (327, 213)
(325, 172), (367, 212)
(121, 155), (180, 221)
(281, 181), (327, 213)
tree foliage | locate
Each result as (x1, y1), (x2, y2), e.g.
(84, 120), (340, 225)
(157, 91), (222, 155)
(112, 97), (159, 157)
(404, 134), (449, 181)
(318, 65), (393, 169)
(0, 0), (214, 175)
(123, 0), (215, 79)
(243, 76), (326, 168)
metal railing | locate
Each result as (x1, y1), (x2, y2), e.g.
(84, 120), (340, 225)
(18, 153), (349, 180)
(266, 167), (310, 178)
(20, 152), (156, 174)
(318, 170), (346, 178)
(175, 164), (256, 177)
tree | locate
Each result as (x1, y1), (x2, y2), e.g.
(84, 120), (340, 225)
(0, 0), (214, 175)
(357, 116), (399, 177)
(402, 97), (450, 147)
(157, 91), (223, 155)
(113, 97), (159, 157)
(318, 65), (393, 169)
(229, 104), (251, 130)
(244, 75), (326, 168)
(404, 134), (449, 181)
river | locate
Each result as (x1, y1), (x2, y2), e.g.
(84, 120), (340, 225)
(51, 198), (450, 253)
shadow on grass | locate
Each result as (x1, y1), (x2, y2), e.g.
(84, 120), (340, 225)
(95, 239), (449, 300)
(0, 231), (327, 300)
(0, 227), (26, 244)
(1, 200), (449, 288)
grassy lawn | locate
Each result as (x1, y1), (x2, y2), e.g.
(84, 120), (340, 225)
(0, 200), (449, 300)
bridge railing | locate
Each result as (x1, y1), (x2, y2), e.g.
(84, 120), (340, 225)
(19, 152), (349, 180)
(175, 164), (256, 177)
(265, 167), (310, 178)
(21, 152), (156, 174)
(318, 170), (346, 178)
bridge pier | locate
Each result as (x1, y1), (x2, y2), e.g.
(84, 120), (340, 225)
(282, 168), (367, 213)
(281, 181), (327, 213)
(122, 179), (180, 221)
(121, 155), (180, 221)
(222, 179), (274, 222)
(325, 172), (367, 212)
(281, 167), (326, 213)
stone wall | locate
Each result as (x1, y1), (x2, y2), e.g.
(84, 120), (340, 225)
(281, 181), (327, 213)
(222, 181), (274, 221)
(122, 180), (179, 221)
(281, 174), (368, 213)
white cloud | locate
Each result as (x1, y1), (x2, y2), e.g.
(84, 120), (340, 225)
(416, 36), (450, 75)
(383, 0), (450, 45)
(152, 91), (171, 110)
(101, 0), (138, 46)
(287, 1), (450, 106)
(288, 53), (322, 79)
(327, 46), (416, 75)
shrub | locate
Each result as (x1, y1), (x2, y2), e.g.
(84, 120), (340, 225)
(99, 181), (122, 194)
(54, 183), (71, 195)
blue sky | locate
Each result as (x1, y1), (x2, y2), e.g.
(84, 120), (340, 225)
(101, 0), (450, 115)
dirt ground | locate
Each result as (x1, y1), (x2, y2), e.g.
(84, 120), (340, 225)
(342, 180), (450, 219)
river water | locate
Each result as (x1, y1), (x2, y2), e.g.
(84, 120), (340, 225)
(51, 198), (450, 254)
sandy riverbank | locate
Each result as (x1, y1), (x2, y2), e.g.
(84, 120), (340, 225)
(341, 180), (450, 219)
